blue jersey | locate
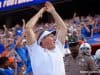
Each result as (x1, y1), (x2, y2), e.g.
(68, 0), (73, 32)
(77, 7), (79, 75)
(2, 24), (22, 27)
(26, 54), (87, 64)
(15, 28), (23, 37)
(0, 43), (5, 54)
(0, 68), (14, 75)
(15, 46), (32, 73)
(15, 47), (27, 63)
(81, 24), (93, 37)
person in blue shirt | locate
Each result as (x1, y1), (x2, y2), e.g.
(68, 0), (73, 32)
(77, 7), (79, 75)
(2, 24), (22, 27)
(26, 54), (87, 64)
(0, 43), (5, 54)
(23, 45), (33, 75)
(15, 33), (32, 75)
(81, 22), (94, 38)
(15, 19), (25, 37)
(15, 24), (23, 37)
(0, 57), (17, 75)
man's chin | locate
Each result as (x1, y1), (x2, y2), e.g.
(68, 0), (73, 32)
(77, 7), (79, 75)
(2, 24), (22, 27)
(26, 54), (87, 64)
(49, 46), (55, 50)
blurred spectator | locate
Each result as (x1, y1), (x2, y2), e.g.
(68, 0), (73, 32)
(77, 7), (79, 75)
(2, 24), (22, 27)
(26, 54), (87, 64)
(0, 57), (17, 75)
(64, 41), (98, 75)
(15, 24), (23, 37)
(94, 49), (100, 69)
(15, 32), (32, 75)
(0, 42), (5, 54)
(79, 43), (92, 56)
(81, 21), (94, 38)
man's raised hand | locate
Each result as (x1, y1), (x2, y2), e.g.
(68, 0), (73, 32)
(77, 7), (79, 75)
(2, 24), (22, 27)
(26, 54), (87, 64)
(39, 7), (46, 18)
(45, 1), (55, 13)
(3, 24), (6, 29)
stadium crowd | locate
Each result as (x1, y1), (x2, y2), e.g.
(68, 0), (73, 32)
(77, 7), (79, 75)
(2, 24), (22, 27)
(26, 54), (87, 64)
(0, 1), (100, 75)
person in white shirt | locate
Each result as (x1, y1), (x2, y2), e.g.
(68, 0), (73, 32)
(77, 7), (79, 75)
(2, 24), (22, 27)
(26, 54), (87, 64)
(25, 1), (67, 75)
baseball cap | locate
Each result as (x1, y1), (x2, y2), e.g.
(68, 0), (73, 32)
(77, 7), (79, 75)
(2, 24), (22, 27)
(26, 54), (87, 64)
(68, 36), (79, 47)
(37, 30), (56, 45)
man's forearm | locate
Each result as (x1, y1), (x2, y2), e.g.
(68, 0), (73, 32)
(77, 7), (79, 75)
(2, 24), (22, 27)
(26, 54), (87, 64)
(50, 9), (67, 44)
(84, 25), (90, 32)
(91, 29), (93, 37)
(26, 7), (45, 29)
(50, 10), (67, 29)
(22, 19), (26, 29)
(25, 7), (45, 45)
(26, 11), (42, 29)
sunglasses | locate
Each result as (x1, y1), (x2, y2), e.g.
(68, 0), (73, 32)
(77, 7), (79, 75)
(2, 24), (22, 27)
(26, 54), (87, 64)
(80, 47), (90, 51)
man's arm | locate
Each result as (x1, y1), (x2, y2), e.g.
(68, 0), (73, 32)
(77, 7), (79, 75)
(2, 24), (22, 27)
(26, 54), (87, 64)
(83, 23), (90, 32)
(91, 28), (93, 37)
(3, 25), (8, 35)
(22, 19), (25, 29)
(25, 7), (46, 45)
(45, 2), (67, 45)
(90, 24), (94, 37)
(73, 12), (77, 18)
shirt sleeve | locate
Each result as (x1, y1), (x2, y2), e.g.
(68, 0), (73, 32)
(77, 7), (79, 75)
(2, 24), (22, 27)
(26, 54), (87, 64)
(26, 42), (38, 56)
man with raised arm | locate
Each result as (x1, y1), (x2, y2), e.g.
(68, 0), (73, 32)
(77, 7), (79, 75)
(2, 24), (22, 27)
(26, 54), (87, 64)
(26, 1), (67, 75)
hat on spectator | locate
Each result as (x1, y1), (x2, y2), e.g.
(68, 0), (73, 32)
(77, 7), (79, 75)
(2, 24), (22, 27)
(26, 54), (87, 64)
(37, 30), (56, 45)
(68, 36), (79, 47)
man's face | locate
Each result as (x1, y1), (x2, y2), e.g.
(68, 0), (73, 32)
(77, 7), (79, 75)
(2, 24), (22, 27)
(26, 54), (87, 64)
(80, 47), (91, 55)
(69, 45), (79, 57)
(41, 34), (56, 50)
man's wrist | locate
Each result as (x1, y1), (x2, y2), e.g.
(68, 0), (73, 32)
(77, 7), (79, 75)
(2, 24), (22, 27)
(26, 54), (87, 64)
(38, 7), (46, 18)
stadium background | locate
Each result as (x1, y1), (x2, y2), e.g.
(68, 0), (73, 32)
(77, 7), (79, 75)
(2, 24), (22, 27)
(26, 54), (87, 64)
(0, 0), (100, 54)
